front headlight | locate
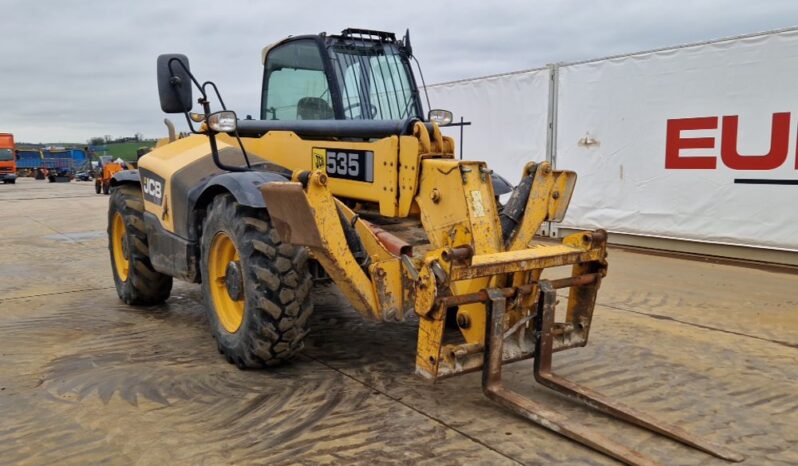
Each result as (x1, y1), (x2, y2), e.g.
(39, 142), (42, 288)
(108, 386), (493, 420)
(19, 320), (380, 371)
(207, 111), (237, 133)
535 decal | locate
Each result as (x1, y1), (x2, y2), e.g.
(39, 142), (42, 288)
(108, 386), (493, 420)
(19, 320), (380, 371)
(312, 148), (374, 182)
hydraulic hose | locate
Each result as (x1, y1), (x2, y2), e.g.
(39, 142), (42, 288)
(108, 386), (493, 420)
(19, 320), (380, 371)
(336, 205), (370, 270)
(500, 165), (537, 244)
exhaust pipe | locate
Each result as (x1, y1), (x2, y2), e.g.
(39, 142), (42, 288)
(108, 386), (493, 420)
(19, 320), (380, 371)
(164, 118), (177, 142)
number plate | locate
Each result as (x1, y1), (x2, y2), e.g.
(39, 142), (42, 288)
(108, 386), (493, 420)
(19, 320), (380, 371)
(312, 148), (374, 182)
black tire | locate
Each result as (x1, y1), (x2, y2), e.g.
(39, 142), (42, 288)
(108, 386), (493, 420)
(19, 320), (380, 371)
(201, 194), (313, 368)
(95, 182), (101, 194)
(108, 184), (173, 305)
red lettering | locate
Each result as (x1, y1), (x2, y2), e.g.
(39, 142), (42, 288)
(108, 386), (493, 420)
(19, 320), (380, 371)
(720, 113), (790, 170)
(665, 117), (718, 169)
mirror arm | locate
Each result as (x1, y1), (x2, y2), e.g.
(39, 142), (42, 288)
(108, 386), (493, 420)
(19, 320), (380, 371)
(168, 57), (206, 101)
(202, 81), (227, 111)
(201, 81), (252, 171)
(164, 57), (251, 173)
(198, 99), (249, 173)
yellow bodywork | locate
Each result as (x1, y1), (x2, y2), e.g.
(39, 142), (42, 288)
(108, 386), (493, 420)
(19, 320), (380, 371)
(140, 119), (606, 379)
(244, 121), (606, 379)
(237, 124), (451, 218)
(138, 136), (247, 232)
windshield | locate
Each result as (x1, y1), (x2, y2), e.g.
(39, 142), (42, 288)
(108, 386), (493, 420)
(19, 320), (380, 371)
(328, 41), (422, 120)
(0, 149), (13, 161)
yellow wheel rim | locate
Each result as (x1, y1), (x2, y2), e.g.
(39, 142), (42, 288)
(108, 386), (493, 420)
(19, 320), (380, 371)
(111, 212), (130, 282)
(209, 232), (245, 333)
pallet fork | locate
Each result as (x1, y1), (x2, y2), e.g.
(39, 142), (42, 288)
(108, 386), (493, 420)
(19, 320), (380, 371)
(481, 281), (745, 466)
(264, 166), (745, 466)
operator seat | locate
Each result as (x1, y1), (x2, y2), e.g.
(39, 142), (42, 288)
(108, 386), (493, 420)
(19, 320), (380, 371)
(297, 97), (334, 120)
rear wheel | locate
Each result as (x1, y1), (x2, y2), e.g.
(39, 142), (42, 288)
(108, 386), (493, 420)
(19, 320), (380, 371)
(95, 181), (101, 194)
(201, 194), (313, 368)
(108, 184), (173, 305)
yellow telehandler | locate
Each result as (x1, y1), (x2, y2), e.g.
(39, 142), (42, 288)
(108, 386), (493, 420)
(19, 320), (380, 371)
(106, 29), (742, 465)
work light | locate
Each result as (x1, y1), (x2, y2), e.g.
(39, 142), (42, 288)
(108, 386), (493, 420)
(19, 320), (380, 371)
(208, 111), (237, 133)
(428, 109), (453, 126)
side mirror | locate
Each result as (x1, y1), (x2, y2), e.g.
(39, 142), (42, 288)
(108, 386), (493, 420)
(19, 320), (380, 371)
(157, 54), (193, 114)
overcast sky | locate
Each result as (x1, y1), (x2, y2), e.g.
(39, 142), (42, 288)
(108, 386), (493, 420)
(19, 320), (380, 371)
(2, 0), (797, 143)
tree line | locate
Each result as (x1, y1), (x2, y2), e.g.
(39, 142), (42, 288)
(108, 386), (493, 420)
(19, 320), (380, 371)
(87, 133), (148, 146)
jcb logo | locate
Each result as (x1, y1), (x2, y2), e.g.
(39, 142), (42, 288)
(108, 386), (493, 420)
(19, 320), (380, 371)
(139, 170), (165, 205)
(312, 148), (326, 171)
(143, 178), (162, 198)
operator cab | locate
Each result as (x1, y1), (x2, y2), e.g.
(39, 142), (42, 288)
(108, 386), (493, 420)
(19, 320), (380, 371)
(260, 29), (425, 122)
(155, 28), (456, 173)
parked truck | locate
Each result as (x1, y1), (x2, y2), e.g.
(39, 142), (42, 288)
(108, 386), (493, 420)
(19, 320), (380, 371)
(0, 133), (17, 184)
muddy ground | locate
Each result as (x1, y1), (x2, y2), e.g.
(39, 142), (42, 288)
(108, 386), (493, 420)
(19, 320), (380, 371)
(0, 178), (796, 465)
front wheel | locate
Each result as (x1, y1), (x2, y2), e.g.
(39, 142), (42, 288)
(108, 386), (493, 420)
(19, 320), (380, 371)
(95, 181), (101, 194)
(108, 184), (173, 305)
(201, 194), (313, 368)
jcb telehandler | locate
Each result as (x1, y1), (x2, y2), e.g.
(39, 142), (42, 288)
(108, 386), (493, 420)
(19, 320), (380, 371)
(107, 29), (742, 465)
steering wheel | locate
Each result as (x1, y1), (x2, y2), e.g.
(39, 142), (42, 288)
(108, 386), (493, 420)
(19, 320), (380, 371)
(343, 102), (378, 118)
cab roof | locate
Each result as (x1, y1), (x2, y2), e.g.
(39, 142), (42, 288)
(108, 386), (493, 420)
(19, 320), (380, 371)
(261, 28), (404, 64)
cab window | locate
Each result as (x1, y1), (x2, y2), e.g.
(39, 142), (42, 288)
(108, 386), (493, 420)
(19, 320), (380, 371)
(261, 40), (333, 120)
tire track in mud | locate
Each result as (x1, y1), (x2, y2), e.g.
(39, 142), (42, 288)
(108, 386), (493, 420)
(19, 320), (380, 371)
(0, 286), (115, 303)
(601, 301), (798, 349)
(0, 402), (128, 465)
(564, 309), (798, 465)
(2, 284), (796, 465)
(0, 287), (515, 465)
(560, 288), (798, 349)
(300, 290), (798, 466)
(1, 182), (795, 466)
(305, 353), (525, 466)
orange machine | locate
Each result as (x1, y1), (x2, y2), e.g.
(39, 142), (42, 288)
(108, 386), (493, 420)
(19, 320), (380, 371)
(95, 156), (124, 194)
(0, 133), (16, 184)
